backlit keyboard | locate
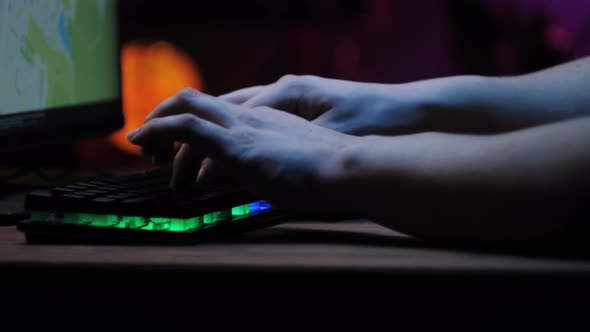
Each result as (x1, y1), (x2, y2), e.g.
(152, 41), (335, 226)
(17, 167), (282, 244)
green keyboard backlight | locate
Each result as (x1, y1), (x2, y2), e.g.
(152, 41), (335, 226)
(30, 200), (272, 233)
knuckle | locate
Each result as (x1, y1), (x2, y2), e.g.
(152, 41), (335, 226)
(250, 106), (275, 119)
(225, 131), (251, 158)
(278, 74), (298, 84)
(236, 110), (263, 127)
(229, 126), (255, 145)
(277, 74), (312, 91)
(179, 87), (199, 97)
(140, 123), (155, 137)
(183, 113), (199, 127)
(252, 105), (272, 112)
(144, 118), (160, 132)
(300, 74), (318, 83)
(148, 117), (163, 125)
(277, 74), (306, 90)
(298, 75), (317, 87)
(178, 114), (199, 134)
(176, 87), (200, 105)
(236, 110), (251, 121)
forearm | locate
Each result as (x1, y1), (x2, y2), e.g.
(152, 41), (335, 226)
(373, 56), (590, 134)
(326, 116), (590, 249)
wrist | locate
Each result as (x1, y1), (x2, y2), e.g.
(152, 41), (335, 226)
(420, 75), (504, 133)
(318, 131), (493, 218)
(316, 134), (386, 217)
(374, 75), (505, 134)
(310, 134), (365, 215)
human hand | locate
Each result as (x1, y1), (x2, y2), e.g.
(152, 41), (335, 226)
(220, 75), (426, 136)
(127, 88), (360, 212)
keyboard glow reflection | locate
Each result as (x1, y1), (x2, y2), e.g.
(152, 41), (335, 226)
(30, 200), (272, 232)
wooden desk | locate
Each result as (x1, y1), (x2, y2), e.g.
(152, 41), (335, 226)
(3, 220), (590, 276)
(2, 219), (590, 325)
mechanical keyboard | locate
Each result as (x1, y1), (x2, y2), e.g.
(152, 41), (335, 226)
(16, 167), (283, 244)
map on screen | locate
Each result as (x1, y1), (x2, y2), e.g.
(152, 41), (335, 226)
(0, 0), (119, 116)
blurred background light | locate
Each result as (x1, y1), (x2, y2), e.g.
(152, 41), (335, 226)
(110, 41), (204, 155)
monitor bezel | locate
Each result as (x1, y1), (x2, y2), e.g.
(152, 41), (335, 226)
(0, 1), (124, 154)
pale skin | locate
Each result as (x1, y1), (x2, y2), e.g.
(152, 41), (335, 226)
(127, 56), (590, 250)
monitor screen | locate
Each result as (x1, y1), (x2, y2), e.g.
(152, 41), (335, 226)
(0, 0), (123, 155)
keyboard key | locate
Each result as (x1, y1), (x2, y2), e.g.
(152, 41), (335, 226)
(85, 189), (108, 194)
(121, 198), (146, 204)
(62, 194), (86, 199)
(95, 186), (118, 191)
(86, 181), (107, 186)
(72, 191), (97, 197)
(112, 194), (135, 199)
(51, 187), (76, 194)
(64, 185), (87, 190)
(92, 197), (117, 203)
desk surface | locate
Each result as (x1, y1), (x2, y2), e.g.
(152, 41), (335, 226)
(4, 219), (590, 326)
(3, 219), (590, 276)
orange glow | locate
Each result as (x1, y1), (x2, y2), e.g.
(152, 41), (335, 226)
(110, 41), (205, 154)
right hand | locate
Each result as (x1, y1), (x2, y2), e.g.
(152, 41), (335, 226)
(194, 75), (428, 184)
(219, 75), (426, 136)
(128, 88), (362, 213)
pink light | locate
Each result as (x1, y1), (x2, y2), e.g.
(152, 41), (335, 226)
(545, 25), (573, 52)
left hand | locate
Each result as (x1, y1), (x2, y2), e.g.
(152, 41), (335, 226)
(127, 88), (360, 212)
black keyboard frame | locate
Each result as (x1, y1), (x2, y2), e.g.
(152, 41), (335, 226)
(17, 210), (285, 245)
(16, 167), (286, 244)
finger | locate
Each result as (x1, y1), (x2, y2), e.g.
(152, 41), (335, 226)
(312, 111), (360, 135)
(311, 111), (338, 129)
(196, 158), (233, 184)
(129, 113), (232, 158)
(139, 138), (175, 165)
(141, 146), (175, 165)
(171, 143), (205, 191)
(241, 89), (285, 109)
(132, 131), (174, 164)
(241, 86), (303, 114)
(145, 88), (239, 128)
(219, 86), (266, 105)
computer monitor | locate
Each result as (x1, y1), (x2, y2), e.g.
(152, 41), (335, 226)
(0, 0), (123, 163)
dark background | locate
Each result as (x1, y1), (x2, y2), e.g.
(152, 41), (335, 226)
(6, 0), (590, 171)
(119, 0), (590, 96)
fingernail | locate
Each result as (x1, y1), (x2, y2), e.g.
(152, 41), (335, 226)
(127, 129), (139, 142)
(196, 167), (204, 183)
